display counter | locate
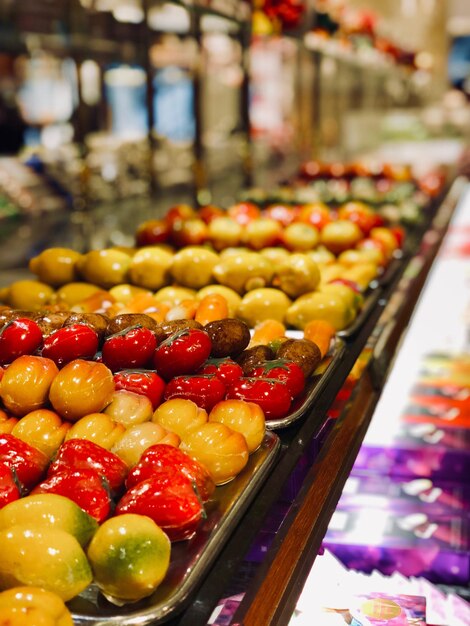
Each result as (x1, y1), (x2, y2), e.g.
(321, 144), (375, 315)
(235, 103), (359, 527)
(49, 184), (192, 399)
(0, 174), (465, 626)
(141, 178), (465, 626)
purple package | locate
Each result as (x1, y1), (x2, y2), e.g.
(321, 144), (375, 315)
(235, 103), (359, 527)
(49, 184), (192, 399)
(323, 509), (470, 585)
(353, 423), (470, 481)
(338, 474), (470, 516)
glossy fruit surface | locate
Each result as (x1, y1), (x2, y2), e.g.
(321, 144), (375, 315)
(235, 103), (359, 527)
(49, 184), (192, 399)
(0, 585), (74, 626)
(0, 464), (21, 509)
(0, 355), (58, 417)
(0, 493), (98, 547)
(32, 468), (112, 524)
(153, 329), (212, 381)
(12, 409), (70, 458)
(0, 525), (92, 601)
(198, 358), (243, 386)
(41, 324), (99, 367)
(113, 369), (166, 409)
(64, 413), (125, 450)
(49, 359), (115, 422)
(126, 443), (215, 501)
(116, 470), (204, 542)
(152, 398), (208, 440)
(209, 400), (265, 453)
(180, 422), (249, 485)
(102, 326), (157, 372)
(250, 359), (305, 399)
(104, 390), (153, 427)
(87, 514), (171, 602)
(164, 375), (226, 412)
(48, 438), (128, 494)
(111, 422), (180, 468)
(226, 377), (292, 420)
(0, 433), (49, 489)
(0, 318), (43, 365)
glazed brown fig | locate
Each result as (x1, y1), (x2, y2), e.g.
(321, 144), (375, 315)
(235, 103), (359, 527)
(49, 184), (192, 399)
(277, 338), (322, 378)
(204, 319), (251, 358)
(35, 312), (71, 337)
(159, 319), (203, 340)
(0, 310), (38, 327)
(106, 314), (164, 343)
(236, 345), (274, 375)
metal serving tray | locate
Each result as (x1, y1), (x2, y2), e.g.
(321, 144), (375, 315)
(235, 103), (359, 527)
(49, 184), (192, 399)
(265, 336), (347, 430)
(69, 431), (281, 626)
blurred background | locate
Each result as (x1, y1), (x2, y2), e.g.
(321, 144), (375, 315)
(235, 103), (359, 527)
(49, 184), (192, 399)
(0, 0), (470, 264)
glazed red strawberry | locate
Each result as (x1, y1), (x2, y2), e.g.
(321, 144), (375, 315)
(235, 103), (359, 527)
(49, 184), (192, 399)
(198, 357), (243, 386)
(126, 443), (215, 501)
(226, 377), (292, 420)
(113, 369), (166, 410)
(0, 464), (22, 509)
(164, 375), (226, 412)
(249, 359), (305, 398)
(0, 434), (49, 490)
(32, 468), (112, 523)
(152, 328), (212, 381)
(48, 439), (128, 494)
(116, 470), (205, 542)
(0, 318), (43, 365)
(41, 324), (99, 367)
(102, 326), (157, 372)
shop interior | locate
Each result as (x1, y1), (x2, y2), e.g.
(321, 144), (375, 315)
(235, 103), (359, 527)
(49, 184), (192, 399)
(0, 1), (470, 625)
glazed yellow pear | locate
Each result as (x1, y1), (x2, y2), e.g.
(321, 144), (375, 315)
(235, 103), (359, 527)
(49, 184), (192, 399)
(29, 247), (83, 287)
(128, 246), (173, 290)
(237, 288), (291, 326)
(213, 252), (274, 294)
(171, 246), (219, 289)
(77, 249), (132, 289)
(273, 253), (321, 298)
(6, 280), (54, 310)
(286, 291), (355, 331)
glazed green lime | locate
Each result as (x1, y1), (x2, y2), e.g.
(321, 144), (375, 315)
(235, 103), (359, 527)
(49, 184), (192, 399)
(0, 494), (98, 547)
(0, 525), (92, 601)
(87, 514), (171, 603)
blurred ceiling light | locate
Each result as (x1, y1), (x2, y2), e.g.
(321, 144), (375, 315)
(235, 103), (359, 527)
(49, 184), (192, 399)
(113, 0), (144, 23)
(148, 4), (190, 33)
(447, 16), (470, 37)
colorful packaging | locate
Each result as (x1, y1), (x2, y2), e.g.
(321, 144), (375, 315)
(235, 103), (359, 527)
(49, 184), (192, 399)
(338, 474), (470, 516)
(323, 509), (470, 585)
